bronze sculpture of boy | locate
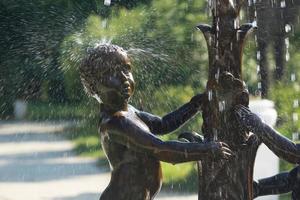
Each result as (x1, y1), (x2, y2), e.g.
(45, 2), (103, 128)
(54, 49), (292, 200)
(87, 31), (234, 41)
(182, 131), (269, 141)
(79, 44), (232, 200)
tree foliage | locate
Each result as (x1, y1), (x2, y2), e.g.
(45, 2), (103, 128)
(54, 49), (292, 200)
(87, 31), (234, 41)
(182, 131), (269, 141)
(1, 0), (299, 132)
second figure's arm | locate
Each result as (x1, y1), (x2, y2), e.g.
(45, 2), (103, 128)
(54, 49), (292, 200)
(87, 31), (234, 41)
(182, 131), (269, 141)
(235, 105), (300, 164)
(253, 166), (300, 199)
(136, 93), (205, 135)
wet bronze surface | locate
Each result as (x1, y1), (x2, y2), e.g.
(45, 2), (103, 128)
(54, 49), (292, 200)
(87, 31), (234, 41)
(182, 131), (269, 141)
(198, 1), (300, 198)
(197, 1), (258, 199)
(235, 105), (300, 199)
(80, 44), (231, 200)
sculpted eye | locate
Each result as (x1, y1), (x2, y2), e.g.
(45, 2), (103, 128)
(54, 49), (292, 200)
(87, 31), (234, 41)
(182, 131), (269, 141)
(125, 64), (131, 72)
(121, 67), (130, 75)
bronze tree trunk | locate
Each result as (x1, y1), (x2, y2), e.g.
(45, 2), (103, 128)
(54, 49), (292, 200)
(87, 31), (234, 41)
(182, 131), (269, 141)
(196, 1), (258, 199)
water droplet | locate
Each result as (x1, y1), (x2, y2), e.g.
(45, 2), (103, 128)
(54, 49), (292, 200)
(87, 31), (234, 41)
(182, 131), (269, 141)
(256, 51), (261, 60)
(208, 90), (213, 101)
(286, 51), (290, 61)
(257, 65), (260, 74)
(240, 10), (244, 20)
(291, 73), (296, 82)
(285, 38), (289, 48)
(292, 132), (299, 141)
(285, 37), (290, 61)
(293, 99), (299, 108)
(208, 37), (212, 46)
(285, 24), (292, 33)
(236, 32), (240, 41)
(215, 68), (220, 81)
(234, 19), (239, 29)
(104, 0), (111, 6)
(219, 188), (222, 197)
(213, 128), (218, 141)
(258, 82), (262, 89)
(292, 113), (298, 122)
(218, 101), (226, 112)
(280, 0), (286, 8)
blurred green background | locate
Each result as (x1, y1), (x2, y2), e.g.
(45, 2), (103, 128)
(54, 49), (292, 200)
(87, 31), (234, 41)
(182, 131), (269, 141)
(0, 0), (299, 198)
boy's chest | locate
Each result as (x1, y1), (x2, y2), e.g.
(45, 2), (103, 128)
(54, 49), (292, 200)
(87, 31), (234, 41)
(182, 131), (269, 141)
(124, 110), (150, 132)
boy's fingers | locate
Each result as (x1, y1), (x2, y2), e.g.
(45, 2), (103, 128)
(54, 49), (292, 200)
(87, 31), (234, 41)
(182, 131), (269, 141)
(240, 106), (252, 114)
(235, 110), (243, 118)
(220, 142), (230, 148)
(234, 105), (243, 113)
(222, 147), (233, 154)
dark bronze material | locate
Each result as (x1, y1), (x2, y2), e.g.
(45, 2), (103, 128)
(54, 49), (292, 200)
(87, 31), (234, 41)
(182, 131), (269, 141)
(196, 1), (257, 199)
(254, 166), (300, 200)
(235, 105), (300, 199)
(80, 44), (232, 200)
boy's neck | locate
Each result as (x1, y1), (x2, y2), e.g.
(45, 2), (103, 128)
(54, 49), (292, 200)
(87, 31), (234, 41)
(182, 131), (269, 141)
(100, 102), (128, 114)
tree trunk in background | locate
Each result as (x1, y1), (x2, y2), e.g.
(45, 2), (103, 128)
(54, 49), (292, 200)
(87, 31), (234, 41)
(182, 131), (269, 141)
(249, 0), (299, 97)
(197, 1), (259, 199)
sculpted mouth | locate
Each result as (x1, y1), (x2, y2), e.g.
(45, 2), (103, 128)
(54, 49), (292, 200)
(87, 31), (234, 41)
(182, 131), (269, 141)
(123, 85), (130, 91)
(121, 87), (131, 98)
(120, 81), (132, 98)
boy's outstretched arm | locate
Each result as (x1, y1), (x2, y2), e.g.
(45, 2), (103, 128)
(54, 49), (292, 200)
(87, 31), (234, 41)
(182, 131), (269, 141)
(102, 116), (232, 164)
(235, 105), (300, 164)
(136, 93), (205, 135)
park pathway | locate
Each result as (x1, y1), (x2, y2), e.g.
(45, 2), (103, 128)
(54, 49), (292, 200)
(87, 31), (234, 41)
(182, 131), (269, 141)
(0, 121), (197, 200)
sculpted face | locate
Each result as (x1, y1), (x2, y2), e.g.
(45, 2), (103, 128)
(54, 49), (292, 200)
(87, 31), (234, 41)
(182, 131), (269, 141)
(80, 44), (135, 110)
(99, 55), (135, 108)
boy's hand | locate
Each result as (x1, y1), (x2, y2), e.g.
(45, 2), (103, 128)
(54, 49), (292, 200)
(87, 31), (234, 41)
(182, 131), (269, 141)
(208, 141), (233, 160)
(234, 105), (265, 134)
(178, 133), (233, 161)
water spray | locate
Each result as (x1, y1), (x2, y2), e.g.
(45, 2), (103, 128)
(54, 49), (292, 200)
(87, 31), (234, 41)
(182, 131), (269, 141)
(104, 0), (111, 6)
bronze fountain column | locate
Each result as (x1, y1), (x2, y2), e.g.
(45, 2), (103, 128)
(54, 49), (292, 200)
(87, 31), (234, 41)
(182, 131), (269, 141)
(196, 1), (258, 199)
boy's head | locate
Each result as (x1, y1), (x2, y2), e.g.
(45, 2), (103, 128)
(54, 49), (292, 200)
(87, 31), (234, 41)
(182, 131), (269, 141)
(80, 44), (134, 104)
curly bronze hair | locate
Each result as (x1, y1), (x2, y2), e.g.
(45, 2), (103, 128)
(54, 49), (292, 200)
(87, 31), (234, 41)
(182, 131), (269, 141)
(80, 44), (130, 101)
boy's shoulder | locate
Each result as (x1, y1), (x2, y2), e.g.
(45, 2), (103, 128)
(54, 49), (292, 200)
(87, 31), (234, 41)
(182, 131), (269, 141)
(100, 105), (140, 127)
(128, 104), (140, 112)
